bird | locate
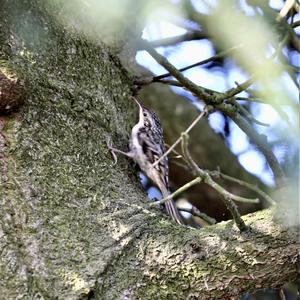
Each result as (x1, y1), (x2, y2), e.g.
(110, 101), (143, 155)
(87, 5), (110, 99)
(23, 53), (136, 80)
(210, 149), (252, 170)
(108, 97), (184, 225)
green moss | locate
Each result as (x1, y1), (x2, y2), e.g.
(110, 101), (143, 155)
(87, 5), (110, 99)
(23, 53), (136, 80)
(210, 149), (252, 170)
(0, 1), (144, 298)
(1, 116), (19, 202)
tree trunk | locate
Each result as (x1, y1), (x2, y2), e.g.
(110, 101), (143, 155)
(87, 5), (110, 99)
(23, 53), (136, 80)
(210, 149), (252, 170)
(0, 1), (298, 299)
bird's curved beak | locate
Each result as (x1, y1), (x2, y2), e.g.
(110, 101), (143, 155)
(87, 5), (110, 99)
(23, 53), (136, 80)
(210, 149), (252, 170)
(133, 97), (142, 109)
(132, 97), (144, 123)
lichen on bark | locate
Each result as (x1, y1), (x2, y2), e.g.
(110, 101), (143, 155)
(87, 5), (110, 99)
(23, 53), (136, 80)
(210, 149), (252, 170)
(0, 1), (146, 298)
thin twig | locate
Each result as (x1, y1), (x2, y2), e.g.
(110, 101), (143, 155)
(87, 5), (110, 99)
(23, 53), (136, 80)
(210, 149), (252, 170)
(141, 39), (213, 102)
(217, 78), (254, 101)
(153, 45), (243, 81)
(168, 144), (275, 206)
(218, 35), (289, 102)
(180, 133), (248, 231)
(152, 108), (207, 168)
(139, 31), (209, 49)
(150, 177), (202, 206)
(157, 79), (217, 97)
(235, 97), (264, 103)
(169, 159), (191, 172)
(202, 175), (259, 204)
(229, 99), (270, 127)
(178, 207), (216, 225)
(238, 91), (293, 127)
(277, 0), (295, 20)
(165, 144), (189, 165)
(230, 114), (286, 187)
(292, 20), (300, 28)
(209, 169), (276, 206)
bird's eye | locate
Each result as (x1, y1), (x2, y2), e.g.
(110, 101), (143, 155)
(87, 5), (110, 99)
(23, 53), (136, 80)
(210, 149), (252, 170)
(143, 113), (147, 117)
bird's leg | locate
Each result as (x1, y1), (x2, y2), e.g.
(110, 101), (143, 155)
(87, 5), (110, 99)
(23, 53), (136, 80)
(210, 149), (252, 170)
(106, 138), (132, 165)
(109, 146), (131, 157)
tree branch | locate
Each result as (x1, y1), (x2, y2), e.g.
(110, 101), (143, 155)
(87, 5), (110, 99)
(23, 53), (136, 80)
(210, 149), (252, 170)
(180, 133), (249, 231)
(153, 45), (242, 81)
(178, 206), (217, 225)
(209, 169), (276, 206)
(152, 108), (208, 168)
(228, 98), (270, 127)
(217, 78), (254, 101)
(140, 39), (214, 102)
(138, 31), (209, 49)
(135, 208), (299, 300)
(140, 40), (285, 187)
(230, 114), (286, 187)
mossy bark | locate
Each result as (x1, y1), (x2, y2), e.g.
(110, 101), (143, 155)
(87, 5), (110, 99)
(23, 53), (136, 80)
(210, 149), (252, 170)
(0, 1), (299, 299)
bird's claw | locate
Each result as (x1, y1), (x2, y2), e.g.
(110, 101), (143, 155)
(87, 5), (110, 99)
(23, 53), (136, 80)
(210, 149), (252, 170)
(106, 138), (118, 166)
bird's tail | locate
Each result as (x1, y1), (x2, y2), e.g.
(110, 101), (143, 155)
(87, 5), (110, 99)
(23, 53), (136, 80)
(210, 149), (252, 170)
(165, 199), (184, 225)
(160, 187), (184, 225)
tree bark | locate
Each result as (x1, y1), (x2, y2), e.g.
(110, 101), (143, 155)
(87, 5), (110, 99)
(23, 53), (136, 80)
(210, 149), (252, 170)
(0, 1), (299, 299)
